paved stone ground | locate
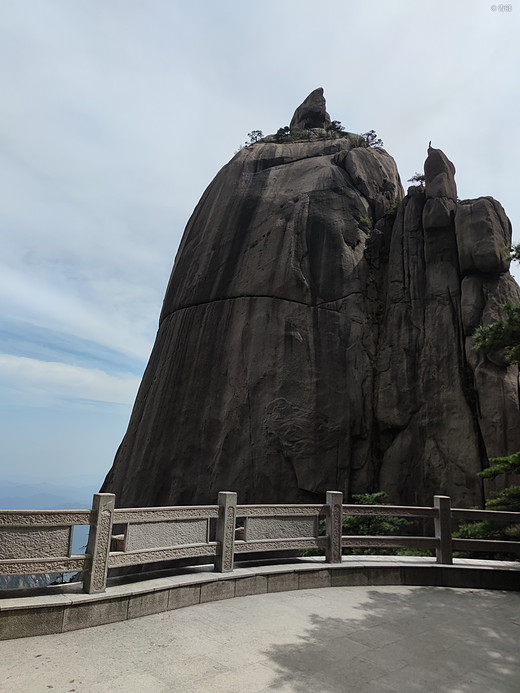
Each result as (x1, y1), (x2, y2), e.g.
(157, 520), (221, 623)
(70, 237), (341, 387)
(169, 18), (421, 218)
(0, 585), (519, 693)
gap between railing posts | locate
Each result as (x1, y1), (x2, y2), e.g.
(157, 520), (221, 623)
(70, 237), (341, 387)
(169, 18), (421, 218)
(434, 495), (453, 565)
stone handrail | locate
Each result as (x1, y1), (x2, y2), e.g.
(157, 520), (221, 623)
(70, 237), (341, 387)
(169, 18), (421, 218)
(0, 508), (91, 579)
(1, 492), (519, 594)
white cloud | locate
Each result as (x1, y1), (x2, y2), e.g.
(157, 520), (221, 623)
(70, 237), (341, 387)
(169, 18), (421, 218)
(0, 263), (155, 363)
(0, 354), (140, 406)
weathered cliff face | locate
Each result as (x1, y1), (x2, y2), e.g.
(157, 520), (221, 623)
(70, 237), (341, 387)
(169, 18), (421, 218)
(375, 148), (520, 505)
(102, 91), (520, 508)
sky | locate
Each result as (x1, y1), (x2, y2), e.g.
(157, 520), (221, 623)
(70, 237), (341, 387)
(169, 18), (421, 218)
(1, 0), (519, 494)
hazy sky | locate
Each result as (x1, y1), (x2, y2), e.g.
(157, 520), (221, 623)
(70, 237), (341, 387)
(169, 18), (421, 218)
(1, 0), (519, 491)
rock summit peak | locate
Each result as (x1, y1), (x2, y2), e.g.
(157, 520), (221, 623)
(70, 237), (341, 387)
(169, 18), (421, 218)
(290, 87), (331, 132)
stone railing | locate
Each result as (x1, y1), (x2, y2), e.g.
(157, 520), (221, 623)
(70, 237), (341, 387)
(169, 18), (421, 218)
(1, 492), (519, 594)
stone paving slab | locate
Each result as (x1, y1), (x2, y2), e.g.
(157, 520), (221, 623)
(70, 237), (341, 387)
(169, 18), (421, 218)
(0, 585), (519, 693)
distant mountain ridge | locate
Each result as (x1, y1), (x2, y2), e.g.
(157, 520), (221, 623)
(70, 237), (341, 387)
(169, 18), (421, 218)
(0, 480), (95, 510)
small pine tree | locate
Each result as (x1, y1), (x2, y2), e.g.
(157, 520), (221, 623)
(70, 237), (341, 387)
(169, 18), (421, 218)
(476, 450), (520, 523)
(453, 476), (520, 559)
(480, 451), (520, 481)
(341, 492), (413, 555)
(246, 130), (263, 145)
(327, 120), (345, 133)
(458, 277), (520, 556)
(473, 301), (520, 366)
(275, 126), (291, 142)
(407, 172), (425, 187)
(362, 130), (384, 148)
(302, 491), (418, 558)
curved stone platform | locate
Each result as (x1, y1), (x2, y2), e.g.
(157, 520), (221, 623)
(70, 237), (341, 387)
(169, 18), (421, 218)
(1, 555), (519, 641)
(2, 584), (519, 692)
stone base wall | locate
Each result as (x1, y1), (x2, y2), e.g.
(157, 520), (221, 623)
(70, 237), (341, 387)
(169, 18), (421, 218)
(1, 556), (519, 641)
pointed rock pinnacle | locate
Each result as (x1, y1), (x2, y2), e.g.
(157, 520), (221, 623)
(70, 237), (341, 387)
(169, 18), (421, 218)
(290, 88), (331, 132)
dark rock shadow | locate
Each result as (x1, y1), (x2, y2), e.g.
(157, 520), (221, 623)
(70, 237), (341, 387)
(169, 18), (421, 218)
(261, 587), (520, 693)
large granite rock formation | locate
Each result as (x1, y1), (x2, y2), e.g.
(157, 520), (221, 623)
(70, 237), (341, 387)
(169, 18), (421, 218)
(102, 91), (520, 508)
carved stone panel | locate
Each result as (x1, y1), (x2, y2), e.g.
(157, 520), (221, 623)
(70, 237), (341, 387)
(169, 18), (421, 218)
(0, 526), (71, 560)
(246, 516), (318, 541)
(125, 519), (208, 551)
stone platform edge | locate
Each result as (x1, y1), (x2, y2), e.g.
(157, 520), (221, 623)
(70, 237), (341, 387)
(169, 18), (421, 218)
(1, 556), (519, 640)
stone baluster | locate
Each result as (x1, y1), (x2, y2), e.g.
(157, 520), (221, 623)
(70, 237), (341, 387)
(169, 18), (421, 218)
(215, 491), (237, 573)
(326, 491), (343, 563)
(83, 493), (115, 593)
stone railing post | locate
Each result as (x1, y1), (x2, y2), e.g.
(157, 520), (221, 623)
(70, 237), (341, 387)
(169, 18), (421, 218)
(434, 495), (453, 565)
(215, 491), (237, 573)
(83, 493), (115, 594)
(326, 491), (343, 563)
